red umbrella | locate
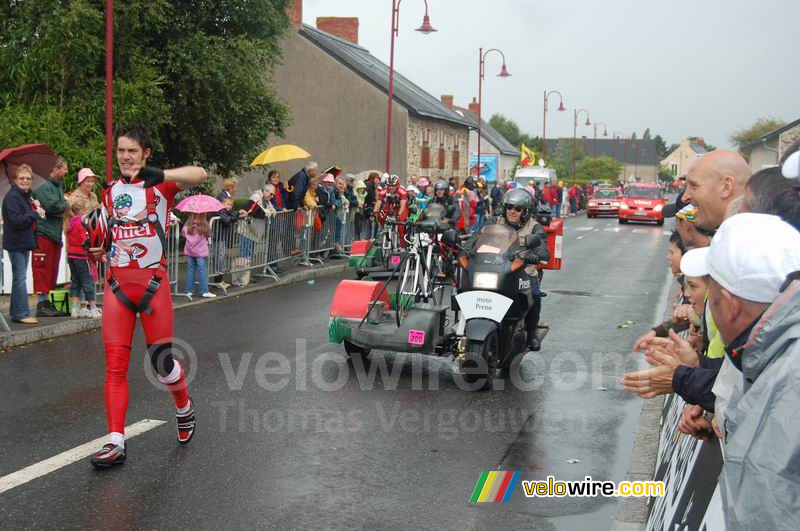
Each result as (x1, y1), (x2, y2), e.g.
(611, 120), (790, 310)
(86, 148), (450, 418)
(0, 144), (57, 201)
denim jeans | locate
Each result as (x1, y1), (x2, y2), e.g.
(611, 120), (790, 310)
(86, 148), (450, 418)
(68, 258), (96, 302)
(554, 204), (561, 218)
(9, 251), (31, 320)
(185, 256), (208, 294)
(238, 234), (254, 259)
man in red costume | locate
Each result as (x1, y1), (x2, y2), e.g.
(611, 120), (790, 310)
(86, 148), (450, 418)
(90, 124), (207, 468)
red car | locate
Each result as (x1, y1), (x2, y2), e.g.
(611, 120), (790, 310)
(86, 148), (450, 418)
(618, 184), (666, 225)
(587, 187), (623, 218)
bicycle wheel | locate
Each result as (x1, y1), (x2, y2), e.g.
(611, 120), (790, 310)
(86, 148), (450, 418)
(395, 252), (421, 326)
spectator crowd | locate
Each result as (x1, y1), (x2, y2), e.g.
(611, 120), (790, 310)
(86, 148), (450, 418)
(622, 142), (800, 529)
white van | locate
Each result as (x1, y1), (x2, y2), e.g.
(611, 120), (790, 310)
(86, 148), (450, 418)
(513, 164), (557, 188)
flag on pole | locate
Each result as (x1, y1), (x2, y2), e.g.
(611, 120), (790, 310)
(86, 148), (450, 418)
(520, 144), (537, 167)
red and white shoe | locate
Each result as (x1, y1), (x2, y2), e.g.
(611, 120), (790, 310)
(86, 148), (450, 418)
(90, 443), (127, 468)
(177, 398), (195, 445)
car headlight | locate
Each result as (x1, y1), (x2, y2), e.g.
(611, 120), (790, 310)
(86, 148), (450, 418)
(473, 272), (499, 290)
(588, 202), (597, 207)
(611, 201), (620, 207)
(654, 204), (663, 212)
(619, 202), (629, 209)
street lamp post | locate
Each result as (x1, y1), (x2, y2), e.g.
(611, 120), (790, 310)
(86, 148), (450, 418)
(542, 90), (565, 163)
(611, 132), (623, 181)
(572, 108), (591, 185)
(632, 140), (638, 181)
(477, 48), (510, 181)
(592, 121), (608, 181)
(105, 0), (114, 181)
(386, 0), (436, 174)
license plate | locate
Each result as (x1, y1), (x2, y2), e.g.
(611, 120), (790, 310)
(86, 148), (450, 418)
(635, 211), (648, 216)
(408, 330), (426, 345)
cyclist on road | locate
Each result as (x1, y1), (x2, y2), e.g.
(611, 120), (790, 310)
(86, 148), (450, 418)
(373, 174), (409, 246)
(88, 124), (207, 468)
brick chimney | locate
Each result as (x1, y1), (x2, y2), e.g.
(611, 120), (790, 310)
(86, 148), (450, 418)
(440, 95), (454, 108)
(468, 97), (480, 114)
(287, 0), (302, 28)
(316, 17), (359, 45)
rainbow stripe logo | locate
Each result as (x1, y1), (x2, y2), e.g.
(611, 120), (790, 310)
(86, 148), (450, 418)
(469, 471), (521, 503)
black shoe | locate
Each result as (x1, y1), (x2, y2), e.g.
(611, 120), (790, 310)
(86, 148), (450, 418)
(177, 398), (195, 445)
(36, 300), (68, 317)
(91, 443), (126, 468)
(526, 332), (541, 352)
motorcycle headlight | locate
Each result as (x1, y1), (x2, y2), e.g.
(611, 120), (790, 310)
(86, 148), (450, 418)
(472, 272), (499, 290)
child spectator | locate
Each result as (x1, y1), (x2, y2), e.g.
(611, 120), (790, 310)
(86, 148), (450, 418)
(65, 198), (101, 318)
(182, 212), (215, 298)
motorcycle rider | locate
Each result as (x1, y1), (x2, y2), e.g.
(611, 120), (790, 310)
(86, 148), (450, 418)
(497, 188), (550, 351)
(430, 179), (461, 227)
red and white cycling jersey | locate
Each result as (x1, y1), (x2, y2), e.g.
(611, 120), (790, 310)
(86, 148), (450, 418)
(103, 180), (180, 269)
(377, 186), (408, 216)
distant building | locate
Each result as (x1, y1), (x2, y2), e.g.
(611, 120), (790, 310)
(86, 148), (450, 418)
(746, 118), (800, 171)
(545, 138), (658, 182)
(236, 0), (472, 195)
(439, 95), (520, 182)
(661, 138), (708, 178)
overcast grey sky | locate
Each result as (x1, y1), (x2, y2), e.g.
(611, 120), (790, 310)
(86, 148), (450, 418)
(302, 0), (798, 149)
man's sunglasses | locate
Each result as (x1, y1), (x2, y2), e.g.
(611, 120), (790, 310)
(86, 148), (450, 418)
(504, 205), (526, 213)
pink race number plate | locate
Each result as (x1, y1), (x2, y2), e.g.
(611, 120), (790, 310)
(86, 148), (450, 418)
(390, 255), (401, 266)
(407, 330), (426, 345)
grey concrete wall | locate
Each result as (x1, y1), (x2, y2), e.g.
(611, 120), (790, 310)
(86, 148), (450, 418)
(235, 30), (409, 197)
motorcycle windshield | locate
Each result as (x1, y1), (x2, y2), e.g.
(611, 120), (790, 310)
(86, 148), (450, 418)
(470, 223), (518, 263)
(420, 203), (446, 221)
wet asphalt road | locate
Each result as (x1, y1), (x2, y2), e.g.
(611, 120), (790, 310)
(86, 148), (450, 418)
(0, 213), (671, 530)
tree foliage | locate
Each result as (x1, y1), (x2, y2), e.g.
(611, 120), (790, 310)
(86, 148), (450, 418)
(0, 0), (291, 189)
(576, 156), (622, 183)
(729, 117), (785, 158)
(549, 138), (583, 182)
(489, 113), (542, 154)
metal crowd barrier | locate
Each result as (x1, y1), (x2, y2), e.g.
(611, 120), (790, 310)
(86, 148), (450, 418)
(207, 207), (360, 294)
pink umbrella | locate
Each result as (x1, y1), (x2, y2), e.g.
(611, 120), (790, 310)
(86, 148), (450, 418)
(174, 194), (227, 214)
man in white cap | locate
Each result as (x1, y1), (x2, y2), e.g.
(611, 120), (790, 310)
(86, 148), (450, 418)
(680, 212), (800, 530)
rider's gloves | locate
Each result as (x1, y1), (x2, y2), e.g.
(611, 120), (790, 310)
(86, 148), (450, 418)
(523, 251), (540, 265)
(138, 166), (165, 188)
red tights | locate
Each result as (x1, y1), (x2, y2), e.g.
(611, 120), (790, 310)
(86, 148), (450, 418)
(102, 268), (189, 435)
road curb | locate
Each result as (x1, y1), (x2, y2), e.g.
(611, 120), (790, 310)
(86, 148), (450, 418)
(0, 262), (348, 351)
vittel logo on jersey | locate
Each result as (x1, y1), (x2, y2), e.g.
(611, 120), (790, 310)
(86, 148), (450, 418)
(112, 224), (156, 240)
(519, 278), (531, 290)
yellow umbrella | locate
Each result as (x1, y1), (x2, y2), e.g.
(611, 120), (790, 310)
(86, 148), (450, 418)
(250, 144), (311, 166)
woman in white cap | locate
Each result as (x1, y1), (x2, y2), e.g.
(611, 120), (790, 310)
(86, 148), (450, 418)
(67, 167), (101, 210)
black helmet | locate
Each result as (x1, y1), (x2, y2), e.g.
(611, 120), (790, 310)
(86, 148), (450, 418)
(463, 176), (476, 190)
(502, 188), (535, 223)
(433, 180), (449, 192)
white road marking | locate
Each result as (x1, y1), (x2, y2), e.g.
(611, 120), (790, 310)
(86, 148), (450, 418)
(0, 419), (166, 494)
(576, 236), (584, 240)
(574, 227), (594, 232)
(663, 231), (672, 236)
(603, 227), (621, 232)
(632, 229), (649, 234)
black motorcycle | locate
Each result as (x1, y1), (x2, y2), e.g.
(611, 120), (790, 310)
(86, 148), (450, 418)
(445, 222), (540, 390)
